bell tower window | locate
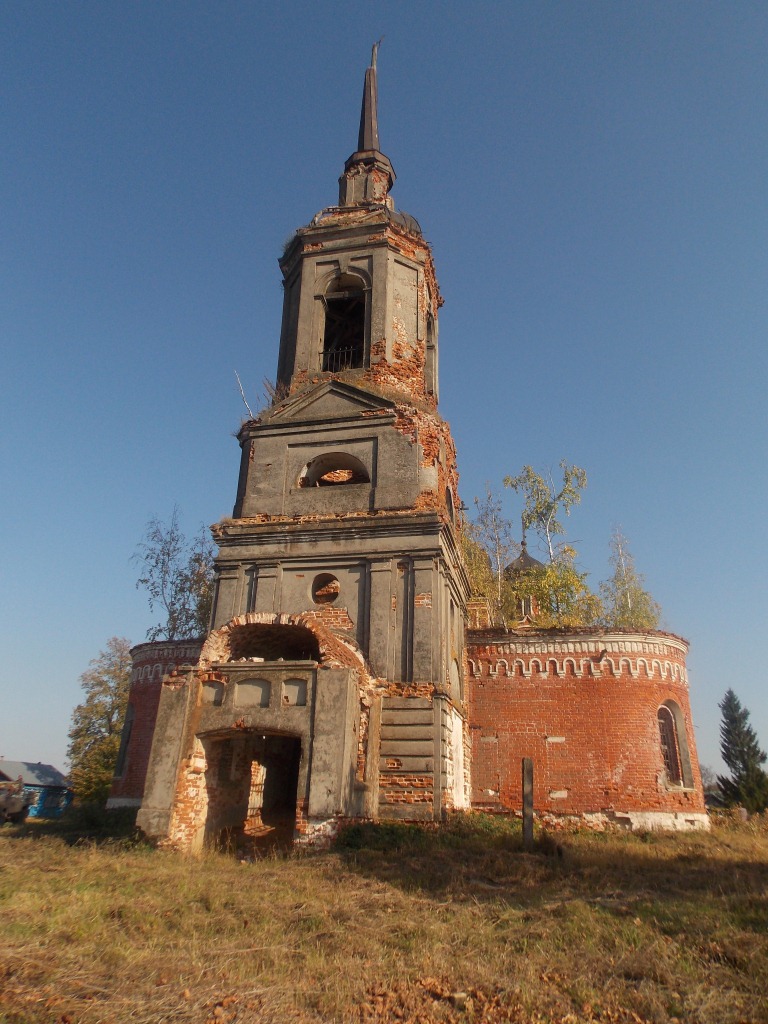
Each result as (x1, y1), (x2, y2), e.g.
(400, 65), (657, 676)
(322, 275), (366, 371)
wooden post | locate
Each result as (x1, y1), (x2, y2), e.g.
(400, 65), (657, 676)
(522, 757), (534, 850)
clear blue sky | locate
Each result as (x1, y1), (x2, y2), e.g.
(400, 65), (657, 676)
(2, 2), (766, 776)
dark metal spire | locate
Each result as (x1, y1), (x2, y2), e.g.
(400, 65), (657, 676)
(339, 41), (395, 206)
(357, 41), (381, 152)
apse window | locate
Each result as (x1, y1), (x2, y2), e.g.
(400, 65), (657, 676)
(322, 275), (366, 371)
(658, 705), (683, 784)
(312, 573), (340, 605)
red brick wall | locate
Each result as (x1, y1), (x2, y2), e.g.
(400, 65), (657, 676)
(466, 630), (706, 820)
(109, 640), (203, 804)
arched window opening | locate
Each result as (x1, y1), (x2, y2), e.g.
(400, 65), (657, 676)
(227, 623), (321, 662)
(312, 573), (340, 605)
(322, 275), (366, 371)
(445, 486), (455, 522)
(425, 312), (438, 398)
(299, 452), (370, 488)
(658, 705), (682, 784)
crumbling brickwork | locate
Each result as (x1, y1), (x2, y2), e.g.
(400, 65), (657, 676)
(107, 641), (203, 809)
(115, 55), (707, 845)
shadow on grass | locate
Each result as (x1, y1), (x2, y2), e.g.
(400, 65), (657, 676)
(333, 812), (768, 924)
(2, 803), (147, 847)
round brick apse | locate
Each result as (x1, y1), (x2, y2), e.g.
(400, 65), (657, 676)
(466, 628), (708, 830)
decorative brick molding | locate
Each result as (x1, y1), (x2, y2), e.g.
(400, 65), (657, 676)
(466, 628), (707, 825)
(467, 631), (689, 684)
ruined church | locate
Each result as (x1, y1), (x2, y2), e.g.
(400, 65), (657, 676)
(109, 55), (708, 847)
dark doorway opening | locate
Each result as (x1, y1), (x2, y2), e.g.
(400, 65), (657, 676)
(204, 732), (302, 856)
(254, 734), (302, 828)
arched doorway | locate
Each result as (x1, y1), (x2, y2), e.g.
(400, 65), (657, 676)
(203, 730), (302, 855)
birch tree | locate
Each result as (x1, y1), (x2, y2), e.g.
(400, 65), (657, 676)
(503, 462), (600, 626)
(504, 461), (587, 562)
(134, 507), (216, 641)
(471, 484), (518, 609)
(599, 528), (661, 630)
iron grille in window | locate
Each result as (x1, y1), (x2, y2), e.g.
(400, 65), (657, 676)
(658, 706), (682, 783)
(322, 287), (365, 371)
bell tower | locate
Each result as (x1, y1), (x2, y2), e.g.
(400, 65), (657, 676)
(273, 43), (439, 405)
(137, 51), (470, 849)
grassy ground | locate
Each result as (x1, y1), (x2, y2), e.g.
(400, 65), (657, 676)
(0, 812), (766, 1024)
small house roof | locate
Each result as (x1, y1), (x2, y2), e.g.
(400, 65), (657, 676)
(0, 761), (70, 788)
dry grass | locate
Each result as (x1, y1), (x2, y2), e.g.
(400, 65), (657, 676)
(0, 812), (766, 1024)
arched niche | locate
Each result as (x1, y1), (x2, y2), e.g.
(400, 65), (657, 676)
(299, 452), (370, 488)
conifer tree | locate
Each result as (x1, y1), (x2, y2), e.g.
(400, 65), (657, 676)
(717, 689), (768, 813)
(599, 528), (661, 631)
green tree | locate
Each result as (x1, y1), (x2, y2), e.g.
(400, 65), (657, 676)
(135, 507), (216, 641)
(471, 484), (518, 612)
(599, 528), (661, 630)
(67, 637), (132, 804)
(504, 461), (588, 562)
(503, 462), (601, 626)
(519, 557), (603, 628)
(460, 521), (496, 601)
(717, 689), (768, 813)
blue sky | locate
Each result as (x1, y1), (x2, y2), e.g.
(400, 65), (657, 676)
(2, 2), (766, 776)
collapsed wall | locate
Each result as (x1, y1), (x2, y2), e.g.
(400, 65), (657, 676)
(107, 640), (203, 810)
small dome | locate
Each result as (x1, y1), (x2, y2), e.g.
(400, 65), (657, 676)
(388, 208), (422, 236)
(504, 540), (544, 578)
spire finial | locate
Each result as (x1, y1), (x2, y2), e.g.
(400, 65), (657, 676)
(339, 46), (395, 206)
(357, 41), (382, 153)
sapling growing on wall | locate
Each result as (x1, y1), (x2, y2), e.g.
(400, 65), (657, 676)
(502, 461), (601, 626)
(599, 528), (661, 631)
(504, 461), (587, 563)
(471, 484), (519, 610)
